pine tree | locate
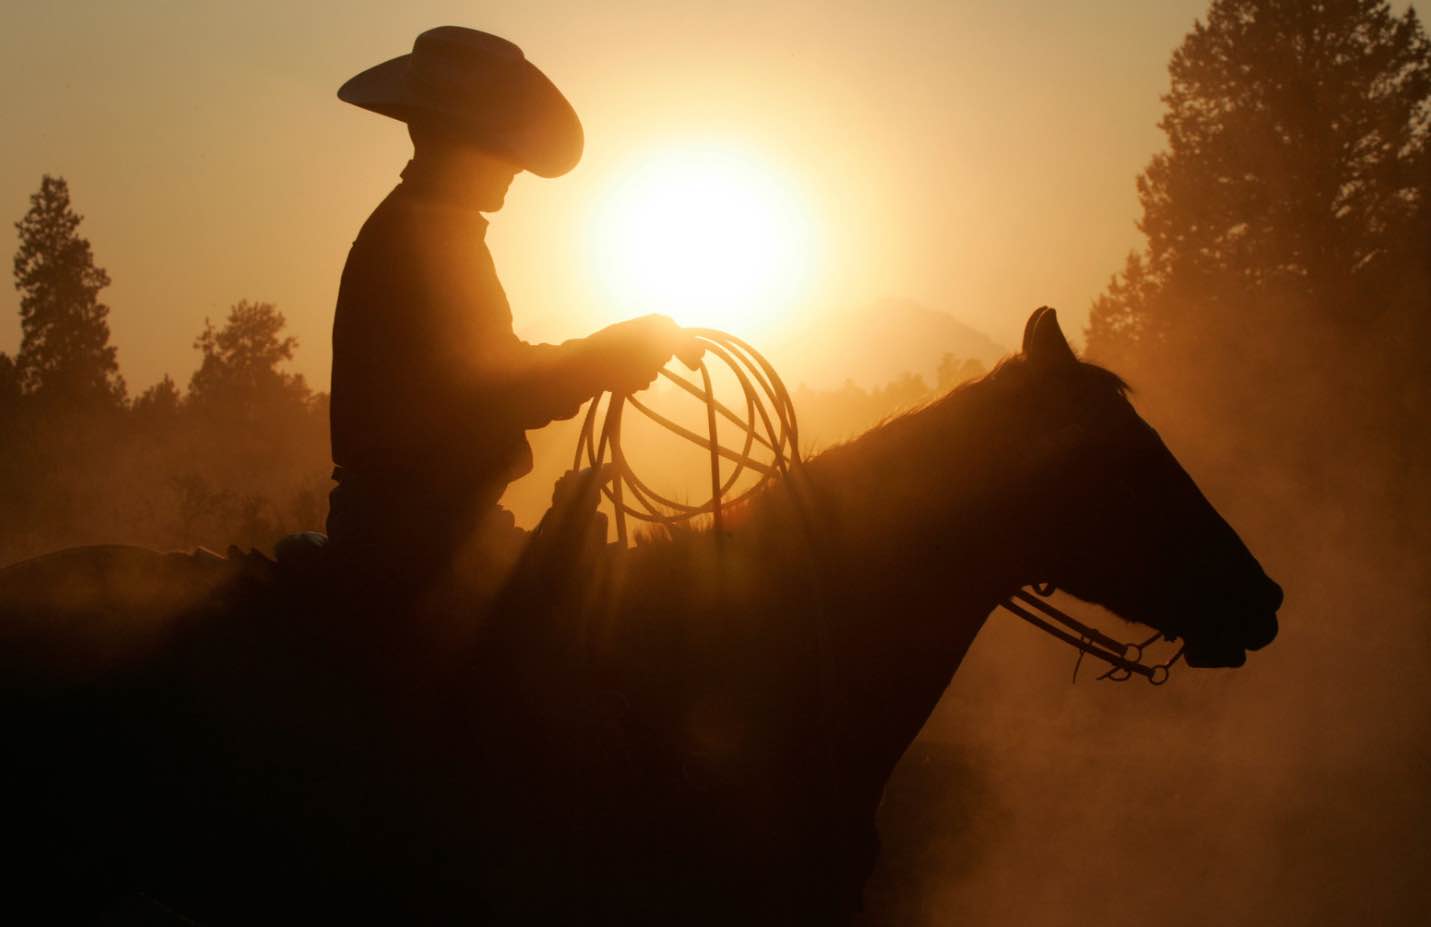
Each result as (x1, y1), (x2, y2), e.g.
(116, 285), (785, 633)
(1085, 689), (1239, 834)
(1088, 0), (1430, 364)
(12, 175), (125, 408)
(188, 299), (310, 420)
(0, 352), (19, 419)
(131, 374), (182, 426)
(1086, 0), (1431, 533)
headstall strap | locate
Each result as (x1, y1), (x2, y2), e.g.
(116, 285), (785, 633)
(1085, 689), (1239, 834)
(999, 587), (1184, 685)
(575, 328), (1183, 685)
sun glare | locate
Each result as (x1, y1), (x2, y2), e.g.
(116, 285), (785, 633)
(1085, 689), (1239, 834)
(590, 145), (817, 335)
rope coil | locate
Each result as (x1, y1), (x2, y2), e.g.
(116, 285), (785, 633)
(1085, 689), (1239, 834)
(573, 327), (1181, 684)
(574, 328), (800, 546)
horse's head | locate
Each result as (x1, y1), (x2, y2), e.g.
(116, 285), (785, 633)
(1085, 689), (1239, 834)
(1006, 308), (1281, 668)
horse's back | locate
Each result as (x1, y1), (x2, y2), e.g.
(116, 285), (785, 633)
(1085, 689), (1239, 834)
(0, 544), (237, 690)
(0, 547), (217, 919)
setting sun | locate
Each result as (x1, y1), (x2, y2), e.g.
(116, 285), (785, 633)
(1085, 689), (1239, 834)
(589, 145), (818, 335)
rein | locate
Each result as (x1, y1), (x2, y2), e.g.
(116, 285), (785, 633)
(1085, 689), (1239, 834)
(574, 328), (1183, 685)
(1001, 585), (1183, 684)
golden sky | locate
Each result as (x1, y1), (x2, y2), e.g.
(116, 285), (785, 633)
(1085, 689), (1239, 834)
(0, 0), (1217, 393)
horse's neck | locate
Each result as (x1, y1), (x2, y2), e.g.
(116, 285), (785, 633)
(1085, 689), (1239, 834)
(792, 380), (1038, 793)
(800, 378), (1037, 598)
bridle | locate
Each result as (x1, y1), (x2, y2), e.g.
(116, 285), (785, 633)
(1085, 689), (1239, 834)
(1001, 585), (1183, 684)
(574, 328), (1184, 685)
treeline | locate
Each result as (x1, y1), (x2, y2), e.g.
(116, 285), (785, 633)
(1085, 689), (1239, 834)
(0, 175), (977, 565)
(0, 177), (329, 565)
(1084, 0), (1431, 553)
(790, 355), (985, 452)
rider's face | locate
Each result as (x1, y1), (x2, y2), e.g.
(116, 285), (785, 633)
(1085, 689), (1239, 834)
(454, 144), (521, 212)
(410, 121), (522, 212)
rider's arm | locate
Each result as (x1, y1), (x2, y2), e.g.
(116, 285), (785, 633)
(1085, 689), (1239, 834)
(422, 236), (689, 432)
(486, 317), (696, 430)
(485, 335), (616, 429)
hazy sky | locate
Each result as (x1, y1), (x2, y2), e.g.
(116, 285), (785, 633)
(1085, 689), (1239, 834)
(0, 0), (1219, 393)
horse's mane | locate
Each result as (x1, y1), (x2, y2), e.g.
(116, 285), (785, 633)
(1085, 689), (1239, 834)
(622, 354), (1131, 571)
(819, 354), (1129, 455)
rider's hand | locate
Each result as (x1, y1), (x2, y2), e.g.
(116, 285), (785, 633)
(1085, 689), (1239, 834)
(589, 314), (704, 394)
(674, 337), (704, 372)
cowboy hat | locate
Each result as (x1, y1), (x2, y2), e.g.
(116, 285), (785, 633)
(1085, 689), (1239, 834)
(338, 26), (583, 178)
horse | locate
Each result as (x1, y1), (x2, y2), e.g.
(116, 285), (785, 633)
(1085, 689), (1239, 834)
(0, 308), (1281, 925)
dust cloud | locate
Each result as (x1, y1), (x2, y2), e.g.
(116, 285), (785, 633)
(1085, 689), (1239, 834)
(857, 359), (1431, 925)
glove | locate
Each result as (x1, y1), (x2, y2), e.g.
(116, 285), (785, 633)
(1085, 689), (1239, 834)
(586, 314), (704, 395)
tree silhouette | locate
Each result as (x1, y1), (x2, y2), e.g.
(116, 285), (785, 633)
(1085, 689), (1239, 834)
(11, 175), (125, 409)
(0, 352), (20, 450)
(936, 353), (986, 392)
(188, 299), (310, 420)
(1088, 0), (1431, 363)
(1086, 0), (1431, 539)
(0, 353), (18, 410)
(132, 374), (182, 426)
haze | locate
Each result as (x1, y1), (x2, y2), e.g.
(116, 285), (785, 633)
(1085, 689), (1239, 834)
(4, 2), (1430, 924)
(0, 0), (1214, 392)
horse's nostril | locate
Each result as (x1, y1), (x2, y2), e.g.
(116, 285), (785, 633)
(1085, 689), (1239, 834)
(1266, 579), (1285, 613)
(1245, 612), (1278, 651)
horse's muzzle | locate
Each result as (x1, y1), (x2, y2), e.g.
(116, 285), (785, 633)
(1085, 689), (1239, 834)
(1183, 576), (1282, 668)
(1244, 576), (1283, 650)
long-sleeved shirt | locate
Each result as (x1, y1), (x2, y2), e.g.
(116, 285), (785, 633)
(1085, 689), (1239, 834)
(327, 169), (605, 553)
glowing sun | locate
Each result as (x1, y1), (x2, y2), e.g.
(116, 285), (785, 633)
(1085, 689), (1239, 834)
(590, 145), (818, 335)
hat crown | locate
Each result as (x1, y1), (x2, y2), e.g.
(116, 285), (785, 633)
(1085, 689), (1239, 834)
(410, 28), (528, 110)
(413, 26), (525, 65)
(337, 26), (582, 177)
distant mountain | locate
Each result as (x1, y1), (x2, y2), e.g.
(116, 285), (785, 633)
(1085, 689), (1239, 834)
(764, 298), (1007, 391)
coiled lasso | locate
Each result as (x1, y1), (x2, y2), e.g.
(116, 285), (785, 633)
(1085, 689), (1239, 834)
(573, 327), (799, 546)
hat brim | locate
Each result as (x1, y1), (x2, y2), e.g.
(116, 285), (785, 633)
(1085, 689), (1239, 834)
(338, 54), (583, 179)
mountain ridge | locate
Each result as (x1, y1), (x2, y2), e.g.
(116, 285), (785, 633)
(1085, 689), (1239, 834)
(764, 298), (1007, 391)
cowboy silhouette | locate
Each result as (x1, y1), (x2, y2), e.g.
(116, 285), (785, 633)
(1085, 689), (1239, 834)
(327, 27), (699, 589)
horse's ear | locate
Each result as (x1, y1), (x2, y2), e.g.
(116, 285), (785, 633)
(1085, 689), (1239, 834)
(1022, 306), (1078, 369)
(1021, 306), (1052, 353)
